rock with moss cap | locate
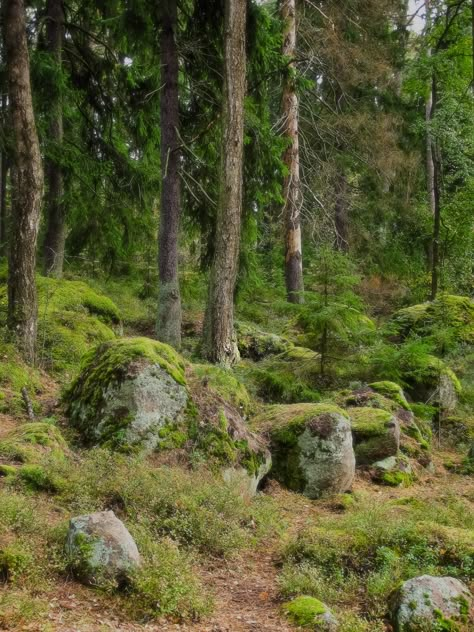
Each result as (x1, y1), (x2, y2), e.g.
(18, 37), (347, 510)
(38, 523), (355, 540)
(369, 381), (410, 410)
(283, 596), (339, 630)
(64, 337), (188, 453)
(235, 321), (292, 360)
(253, 403), (355, 498)
(391, 575), (473, 631)
(349, 407), (400, 465)
(187, 370), (271, 496)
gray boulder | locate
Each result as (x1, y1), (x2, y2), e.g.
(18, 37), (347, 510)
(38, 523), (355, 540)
(66, 510), (140, 587)
(65, 338), (188, 453)
(253, 404), (355, 498)
(391, 575), (473, 631)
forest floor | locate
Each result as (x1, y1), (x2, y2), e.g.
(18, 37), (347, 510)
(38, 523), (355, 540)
(2, 445), (472, 632)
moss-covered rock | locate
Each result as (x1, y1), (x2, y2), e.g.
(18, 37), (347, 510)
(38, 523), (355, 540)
(369, 381), (410, 410)
(0, 276), (121, 377)
(349, 407), (400, 465)
(191, 364), (252, 416)
(404, 355), (461, 413)
(187, 373), (271, 496)
(0, 422), (67, 463)
(388, 294), (474, 348)
(235, 322), (292, 360)
(282, 596), (338, 630)
(253, 403), (355, 498)
(371, 455), (414, 487)
(391, 575), (473, 631)
(64, 337), (188, 452)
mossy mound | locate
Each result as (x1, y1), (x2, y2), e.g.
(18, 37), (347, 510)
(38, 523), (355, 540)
(0, 338), (42, 416)
(191, 364), (252, 416)
(388, 294), (474, 347)
(36, 277), (121, 375)
(349, 407), (400, 465)
(0, 276), (121, 377)
(237, 344), (321, 405)
(236, 321), (292, 360)
(252, 403), (354, 498)
(405, 355), (461, 413)
(0, 422), (67, 463)
(282, 596), (337, 629)
(64, 337), (188, 452)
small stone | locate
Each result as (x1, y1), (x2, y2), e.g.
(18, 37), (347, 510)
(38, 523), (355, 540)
(66, 510), (140, 587)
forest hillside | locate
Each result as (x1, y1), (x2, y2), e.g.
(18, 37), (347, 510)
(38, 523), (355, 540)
(0, 1), (473, 631)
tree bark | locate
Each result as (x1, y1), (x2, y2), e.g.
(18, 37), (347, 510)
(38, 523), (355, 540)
(281, 0), (304, 304)
(334, 169), (349, 252)
(156, 0), (182, 349)
(430, 76), (441, 300)
(43, 0), (66, 278)
(202, 0), (247, 366)
(424, 0), (436, 218)
(4, 0), (44, 364)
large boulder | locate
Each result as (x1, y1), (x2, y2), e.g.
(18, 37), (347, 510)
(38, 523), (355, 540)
(391, 575), (473, 631)
(66, 510), (140, 587)
(252, 403), (355, 498)
(64, 337), (188, 453)
(349, 407), (400, 465)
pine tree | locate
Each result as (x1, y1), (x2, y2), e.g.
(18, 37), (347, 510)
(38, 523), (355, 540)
(4, 0), (44, 363)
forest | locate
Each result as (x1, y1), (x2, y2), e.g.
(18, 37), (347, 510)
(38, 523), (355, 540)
(0, 0), (473, 630)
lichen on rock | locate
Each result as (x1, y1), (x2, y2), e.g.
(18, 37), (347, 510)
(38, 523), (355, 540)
(64, 337), (188, 452)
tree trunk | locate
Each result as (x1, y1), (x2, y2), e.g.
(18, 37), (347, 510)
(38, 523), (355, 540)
(156, 0), (182, 349)
(424, 0), (436, 218)
(202, 0), (247, 366)
(4, 0), (44, 364)
(43, 0), (66, 278)
(430, 76), (441, 301)
(334, 169), (349, 252)
(281, 0), (304, 304)
(0, 93), (8, 255)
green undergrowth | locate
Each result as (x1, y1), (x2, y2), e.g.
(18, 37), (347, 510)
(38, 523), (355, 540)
(0, 445), (281, 624)
(0, 421), (67, 463)
(279, 491), (474, 626)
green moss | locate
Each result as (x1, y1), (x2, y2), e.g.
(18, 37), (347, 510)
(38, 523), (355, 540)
(369, 381), (411, 410)
(0, 276), (121, 377)
(389, 294), (474, 348)
(192, 364), (252, 414)
(0, 422), (67, 463)
(0, 338), (42, 415)
(253, 403), (347, 440)
(349, 407), (394, 437)
(379, 470), (413, 487)
(236, 321), (292, 360)
(18, 464), (64, 492)
(0, 464), (17, 478)
(282, 595), (328, 627)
